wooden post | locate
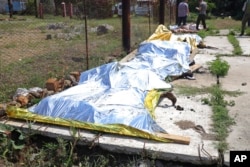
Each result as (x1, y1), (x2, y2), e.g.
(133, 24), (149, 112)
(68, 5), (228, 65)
(61, 2), (66, 17)
(84, 0), (89, 70)
(159, 0), (165, 25)
(34, 0), (38, 18)
(69, 3), (73, 18)
(39, 3), (44, 19)
(122, 0), (131, 54)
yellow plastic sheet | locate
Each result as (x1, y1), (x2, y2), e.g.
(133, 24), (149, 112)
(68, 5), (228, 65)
(6, 106), (172, 143)
(147, 24), (172, 41)
(147, 24), (198, 53)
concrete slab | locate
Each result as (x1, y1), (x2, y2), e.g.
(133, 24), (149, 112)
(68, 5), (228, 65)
(218, 57), (250, 166)
(173, 35), (250, 166)
(202, 36), (234, 55)
(235, 36), (250, 56)
(0, 118), (218, 165)
(218, 29), (230, 36)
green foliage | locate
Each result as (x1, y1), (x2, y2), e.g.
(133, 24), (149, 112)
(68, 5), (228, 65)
(25, 0), (38, 15)
(206, 1), (217, 13)
(175, 85), (211, 96)
(188, 0), (216, 14)
(77, 0), (114, 19)
(227, 34), (243, 55)
(208, 58), (230, 77)
(246, 27), (250, 36)
(210, 85), (227, 106)
(212, 105), (234, 140)
(208, 85), (235, 150)
(42, 137), (69, 166)
(229, 30), (236, 35)
(0, 128), (25, 164)
(208, 57), (230, 84)
(196, 27), (217, 38)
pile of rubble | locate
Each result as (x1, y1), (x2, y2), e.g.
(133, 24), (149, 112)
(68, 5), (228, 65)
(0, 71), (81, 116)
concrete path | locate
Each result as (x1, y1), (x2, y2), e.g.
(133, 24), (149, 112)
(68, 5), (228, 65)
(236, 36), (250, 56)
(203, 36), (233, 55)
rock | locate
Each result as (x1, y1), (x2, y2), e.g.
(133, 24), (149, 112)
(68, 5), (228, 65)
(70, 71), (80, 82)
(64, 80), (72, 89)
(46, 34), (52, 40)
(16, 95), (29, 107)
(47, 90), (55, 96)
(97, 25), (108, 35)
(65, 74), (77, 85)
(29, 91), (42, 98)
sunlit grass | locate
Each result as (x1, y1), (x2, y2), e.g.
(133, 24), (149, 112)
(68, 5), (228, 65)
(207, 17), (241, 30)
(227, 34), (243, 55)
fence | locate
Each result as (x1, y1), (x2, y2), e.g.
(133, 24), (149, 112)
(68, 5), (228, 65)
(0, 0), (177, 101)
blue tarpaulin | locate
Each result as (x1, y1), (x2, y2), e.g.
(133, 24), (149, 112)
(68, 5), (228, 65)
(7, 26), (201, 142)
(28, 39), (192, 134)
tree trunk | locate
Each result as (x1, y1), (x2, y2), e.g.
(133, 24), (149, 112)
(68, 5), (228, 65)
(217, 75), (220, 85)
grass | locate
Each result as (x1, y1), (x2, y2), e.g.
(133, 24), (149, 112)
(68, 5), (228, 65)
(227, 34), (243, 55)
(0, 15), (156, 102)
(175, 85), (242, 98)
(0, 15), (244, 102)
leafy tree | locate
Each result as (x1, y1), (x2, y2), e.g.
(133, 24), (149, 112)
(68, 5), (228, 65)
(188, 0), (245, 19)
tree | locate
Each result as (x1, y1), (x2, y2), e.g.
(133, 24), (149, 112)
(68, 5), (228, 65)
(188, 0), (245, 19)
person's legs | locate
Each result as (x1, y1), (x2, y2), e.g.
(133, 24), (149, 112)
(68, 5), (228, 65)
(178, 17), (186, 26)
(178, 17), (180, 26)
(241, 14), (248, 35)
(178, 17), (182, 26)
(183, 16), (187, 25)
(201, 14), (206, 29)
(196, 15), (201, 30)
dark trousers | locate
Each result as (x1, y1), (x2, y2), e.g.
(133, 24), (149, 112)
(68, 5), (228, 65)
(196, 14), (206, 30)
(178, 16), (187, 26)
(241, 13), (250, 34)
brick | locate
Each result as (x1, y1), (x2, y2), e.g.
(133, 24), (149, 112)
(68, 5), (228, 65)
(45, 78), (59, 92)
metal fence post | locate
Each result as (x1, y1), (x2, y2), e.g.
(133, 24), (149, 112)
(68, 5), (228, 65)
(61, 2), (66, 17)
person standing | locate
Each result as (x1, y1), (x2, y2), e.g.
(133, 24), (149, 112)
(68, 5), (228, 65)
(177, 0), (189, 27)
(195, 0), (207, 30)
(240, 0), (250, 36)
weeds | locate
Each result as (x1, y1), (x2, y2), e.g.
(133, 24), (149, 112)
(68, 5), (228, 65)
(209, 85), (235, 151)
(0, 130), (149, 166)
(207, 57), (230, 85)
(227, 34), (243, 55)
(174, 85), (212, 96)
